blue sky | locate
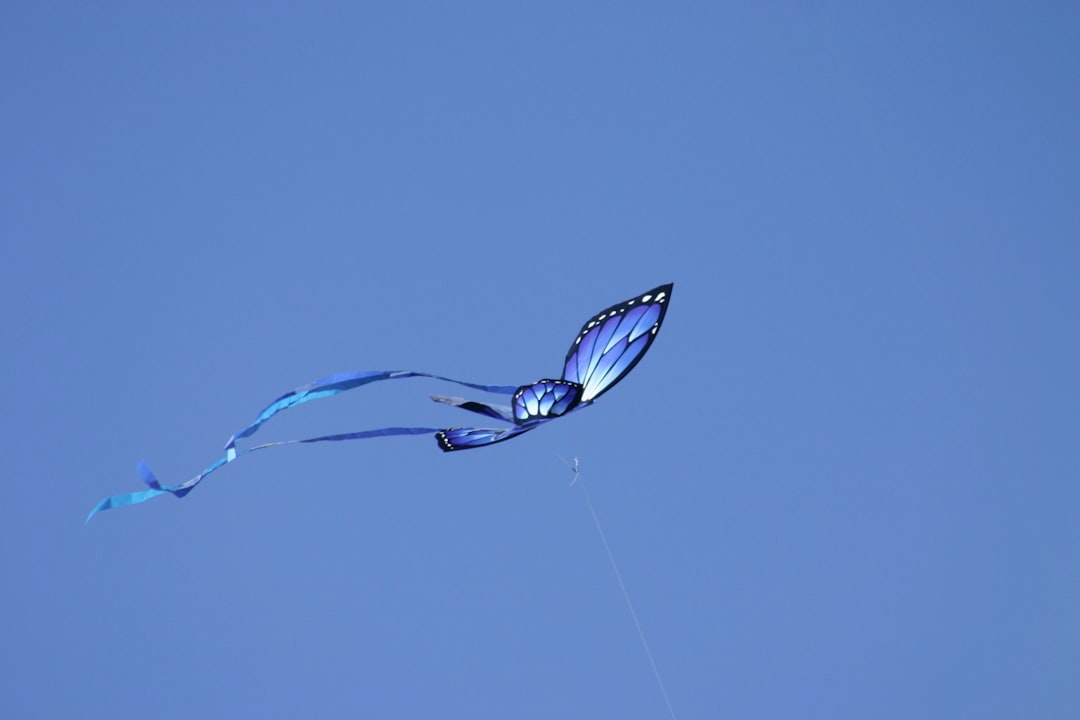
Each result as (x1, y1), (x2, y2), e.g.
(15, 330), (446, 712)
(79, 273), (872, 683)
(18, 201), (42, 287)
(2, 2), (1078, 718)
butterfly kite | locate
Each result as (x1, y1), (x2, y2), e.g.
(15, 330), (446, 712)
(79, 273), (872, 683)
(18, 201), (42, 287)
(87, 283), (673, 521)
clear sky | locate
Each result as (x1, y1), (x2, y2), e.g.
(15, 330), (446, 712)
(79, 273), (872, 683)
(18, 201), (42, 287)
(2, 2), (1077, 718)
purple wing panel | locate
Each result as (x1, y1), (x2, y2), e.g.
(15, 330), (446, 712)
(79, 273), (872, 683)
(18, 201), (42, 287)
(512, 380), (584, 423)
(562, 283), (672, 402)
(435, 424), (537, 452)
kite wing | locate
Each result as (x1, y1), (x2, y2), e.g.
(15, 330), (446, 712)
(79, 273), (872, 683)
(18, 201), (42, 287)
(561, 283), (672, 403)
(434, 424), (539, 451)
(511, 379), (584, 422)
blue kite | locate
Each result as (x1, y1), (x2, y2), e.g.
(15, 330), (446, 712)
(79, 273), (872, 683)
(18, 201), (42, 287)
(87, 283), (673, 521)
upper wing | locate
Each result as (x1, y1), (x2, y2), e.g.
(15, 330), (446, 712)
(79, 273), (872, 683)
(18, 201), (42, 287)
(561, 283), (672, 403)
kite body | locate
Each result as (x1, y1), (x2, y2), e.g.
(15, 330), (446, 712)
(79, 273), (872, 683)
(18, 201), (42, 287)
(88, 283), (672, 520)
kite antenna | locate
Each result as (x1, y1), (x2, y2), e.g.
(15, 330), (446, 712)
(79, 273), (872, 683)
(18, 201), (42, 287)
(559, 456), (678, 720)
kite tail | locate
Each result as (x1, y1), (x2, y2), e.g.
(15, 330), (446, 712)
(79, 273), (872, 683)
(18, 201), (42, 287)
(85, 426), (444, 523)
(84, 459), (223, 523)
(87, 368), (516, 523)
(223, 369), (517, 458)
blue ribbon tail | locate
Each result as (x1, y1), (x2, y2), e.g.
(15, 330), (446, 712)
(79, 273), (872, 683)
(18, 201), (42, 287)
(86, 456), (235, 523)
(223, 369), (517, 455)
(85, 487), (170, 524)
(88, 369), (517, 521)
(86, 427), (446, 522)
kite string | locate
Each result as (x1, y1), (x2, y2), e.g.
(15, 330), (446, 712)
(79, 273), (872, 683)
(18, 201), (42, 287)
(561, 456), (678, 720)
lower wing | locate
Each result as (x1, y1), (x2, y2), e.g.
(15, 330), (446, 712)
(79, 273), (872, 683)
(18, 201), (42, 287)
(434, 424), (538, 452)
